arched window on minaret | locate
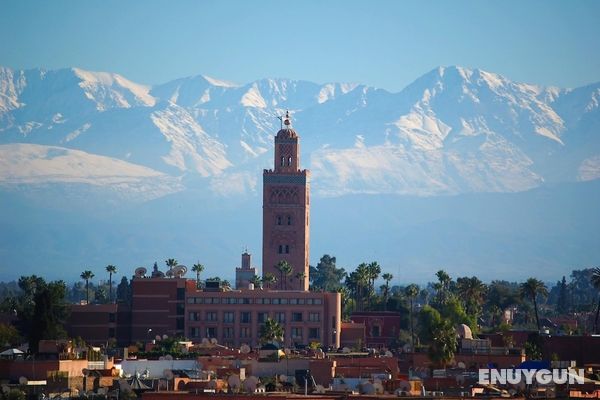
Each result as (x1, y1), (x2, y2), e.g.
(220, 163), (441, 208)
(281, 156), (285, 167)
(287, 215), (292, 225)
(288, 156), (292, 166)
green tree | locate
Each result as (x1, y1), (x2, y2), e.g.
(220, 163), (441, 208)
(418, 305), (457, 367)
(520, 278), (548, 332)
(105, 265), (117, 303)
(309, 254), (346, 292)
(382, 273), (393, 310)
(80, 270), (95, 305)
(367, 262), (381, 307)
(262, 273), (277, 290)
(592, 267), (600, 333)
(405, 284), (419, 348)
(94, 286), (109, 304)
(345, 263), (370, 311)
(275, 260), (293, 290)
(16, 276), (68, 353)
(192, 262), (205, 289)
(116, 276), (131, 304)
(0, 323), (20, 346)
(433, 270), (452, 306)
(259, 317), (284, 345)
(165, 258), (178, 275)
(456, 276), (487, 318)
(556, 276), (569, 315)
(250, 274), (262, 289)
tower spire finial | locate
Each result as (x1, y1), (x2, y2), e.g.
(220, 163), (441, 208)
(283, 110), (291, 128)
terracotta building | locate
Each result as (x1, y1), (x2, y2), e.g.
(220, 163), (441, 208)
(185, 287), (341, 349)
(262, 112), (310, 291)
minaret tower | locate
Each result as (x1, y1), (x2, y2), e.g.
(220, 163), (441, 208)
(262, 111), (310, 291)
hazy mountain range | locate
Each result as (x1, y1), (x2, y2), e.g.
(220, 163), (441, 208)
(1, 65), (599, 283)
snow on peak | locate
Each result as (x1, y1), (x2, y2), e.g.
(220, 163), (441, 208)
(72, 67), (156, 109)
(202, 75), (238, 88)
(240, 83), (267, 108)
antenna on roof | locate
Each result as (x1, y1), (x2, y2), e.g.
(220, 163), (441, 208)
(277, 114), (283, 129)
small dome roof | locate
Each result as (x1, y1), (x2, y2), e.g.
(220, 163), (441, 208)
(456, 324), (473, 339)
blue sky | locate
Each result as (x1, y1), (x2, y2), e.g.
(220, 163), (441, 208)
(1, 0), (599, 92)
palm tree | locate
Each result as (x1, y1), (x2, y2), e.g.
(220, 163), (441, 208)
(456, 276), (487, 317)
(105, 265), (117, 303)
(275, 260), (292, 290)
(259, 317), (284, 345)
(262, 273), (277, 290)
(382, 273), (393, 310)
(356, 263), (370, 310)
(80, 270), (95, 304)
(520, 277), (548, 332)
(192, 262), (204, 288)
(434, 269), (452, 306)
(295, 271), (306, 289)
(367, 262), (381, 307)
(591, 267), (600, 333)
(250, 275), (262, 289)
(165, 258), (178, 275)
(405, 284), (419, 349)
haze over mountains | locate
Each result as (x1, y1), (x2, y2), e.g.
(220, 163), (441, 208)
(1, 65), (599, 283)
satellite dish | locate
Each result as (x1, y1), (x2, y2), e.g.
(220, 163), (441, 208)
(284, 348), (291, 355)
(243, 376), (258, 393)
(457, 361), (466, 369)
(173, 265), (187, 278)
(360, 382), (375, 395)
(240, 344), (251, 354)
(314, 385), (325, 394)
(134, 267), (147, 278)
(163, 370), (174, 380)
(201, 338), (209, 346)
(158, 356), (165, 361)
(373, 381), (384, 394)
(155, 335), (161, 341)
(384, 350), (393, 357)
(279, 374), (287, 382)
(162, 334), (168, 340)
(165, 269), (174, 277)
(164, 354), (173, 361)
(210, 338), (218, 345)
(19, 377), (28, 385)
(2, 385), (10, 394)
(227, 375), (241, 391)
(342, 347), (350, 353)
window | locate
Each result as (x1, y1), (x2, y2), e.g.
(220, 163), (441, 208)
(176, 318), (184, 330)
(212, 298), (221, 304)
(285, 245), (290, 254)
(223, 327), (234, 339)
(281, 298), (288, 305)
(206, 327), (217, 338)
(206, 312), (217, 322)
(241, 312), (251, 324)
(298, 298), (305, 305)
(177, 288), (185, 300)
(205, 298), (213, 304)
(287, 215), (292, 225)
(291, 327), (303, 339)
(109, 328), (115, 337)
(224, 298), (237, 304)
(314, 299), (322, 305)
(372, 325), (381, 337)
(223, 312), (234, 323)
(306, 299), (314, 305)
(288, 156), (292, 166)
(292, 312), (303, 322)
(309, 312), (320, 322)
(190, 327), (200, 338)
(277, 216), (282, 225)
(109, 313), (115, 323)
(189, 312), (200, 321)
(176, 303), (185, 315)
(272, 298), (280, 305)
(275, 312), (285, 323)
(308, 328), (320, 339)
(290, 298), (297, 305)
(240, 327), (251, 338)
(258, 312), (268, 323)
(278, 245), (283, 254)
(241, 298), (251, 304)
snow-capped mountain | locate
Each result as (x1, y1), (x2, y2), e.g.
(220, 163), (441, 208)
(0, 65), (599, 199)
